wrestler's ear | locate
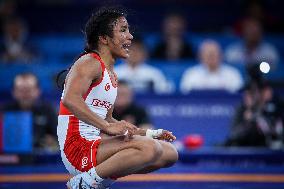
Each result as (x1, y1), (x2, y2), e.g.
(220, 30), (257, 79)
(99, 35), (108, 45)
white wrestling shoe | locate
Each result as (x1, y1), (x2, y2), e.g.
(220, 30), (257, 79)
(66, 172), (98, 189)
(66, 177), (110, 189)
(66, 172), (115, 189)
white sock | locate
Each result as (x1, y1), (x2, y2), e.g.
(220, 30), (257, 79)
(88, 167), (104, 183)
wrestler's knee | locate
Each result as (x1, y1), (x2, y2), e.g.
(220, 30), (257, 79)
(162, 143), (179, 167)
(139, 138), (163, 164)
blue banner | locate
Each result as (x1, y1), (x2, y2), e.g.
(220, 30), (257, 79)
(3, 112), (33, 153)
(136, 92), (241, 146)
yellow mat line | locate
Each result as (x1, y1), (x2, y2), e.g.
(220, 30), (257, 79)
(1, 173), (284, 183)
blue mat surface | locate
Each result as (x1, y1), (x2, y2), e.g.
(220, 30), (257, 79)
(1, 181), (284, 189)
(1, 162), (284, 189)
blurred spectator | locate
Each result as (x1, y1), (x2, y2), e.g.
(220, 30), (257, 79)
(0, 17), (37, 63)
(0, 0), (17, 34)
(225, 18), (279, 66)
(1, 73), (58, 152)
(180, 39), (243, 93)
(225, 81), (284, 149)
(233, 0), (283, 34)
(115, 38), (172, 94)
(113, 80), (153, 130)
(151, 12), (194, 61)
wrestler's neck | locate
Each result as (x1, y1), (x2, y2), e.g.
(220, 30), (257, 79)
(98, 48), (115, 72)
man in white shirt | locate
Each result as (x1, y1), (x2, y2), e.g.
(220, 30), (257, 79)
(225, 18), (279, 66)
(115, 38), (172, 94)
(180, 39), (243, 93)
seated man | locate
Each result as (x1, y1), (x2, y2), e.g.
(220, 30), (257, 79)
(0, 17), (37, 63)
(180, 39), (243, 93)
(2, 73), (58, 151)
(225, 18), (279, 66)
(151, 12), (194, 61)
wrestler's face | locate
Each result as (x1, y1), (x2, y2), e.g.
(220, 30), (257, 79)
(108, 16), (133, 59)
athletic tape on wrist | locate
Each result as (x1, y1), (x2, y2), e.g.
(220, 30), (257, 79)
(146, 129), (163, 138)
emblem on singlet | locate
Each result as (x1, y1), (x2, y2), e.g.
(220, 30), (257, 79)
(105, 83), (110, 91)
(82, 157), (88, 168)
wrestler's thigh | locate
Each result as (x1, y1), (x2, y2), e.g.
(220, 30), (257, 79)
(96, 135), (157, 165)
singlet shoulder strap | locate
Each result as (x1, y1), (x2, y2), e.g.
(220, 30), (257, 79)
(81, 53), (106, 100)
(89, 52), (105, 71)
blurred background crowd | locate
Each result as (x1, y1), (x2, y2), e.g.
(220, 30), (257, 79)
(0, 0), (284, 163)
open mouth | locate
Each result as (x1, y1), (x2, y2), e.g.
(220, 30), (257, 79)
(122, 44), (131, 52)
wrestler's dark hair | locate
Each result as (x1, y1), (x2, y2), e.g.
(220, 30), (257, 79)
(84, 6), (127, 53)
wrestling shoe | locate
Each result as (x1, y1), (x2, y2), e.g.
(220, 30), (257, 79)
(66, 172), (98, 189)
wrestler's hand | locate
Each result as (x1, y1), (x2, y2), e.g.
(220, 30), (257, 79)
(121, 121), (138, 141)
(157, 130), (176, 142)
(105, 121), (137, 138)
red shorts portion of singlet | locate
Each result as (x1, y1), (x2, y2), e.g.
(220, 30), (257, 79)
(63, 116), (101, 172)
